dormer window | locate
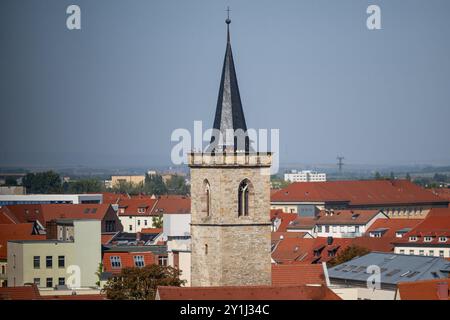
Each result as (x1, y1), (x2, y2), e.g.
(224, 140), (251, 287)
(438, 236), (447, 243)
(119, 208), (125, 214)
(409, 236), (417, 242)
(424, 236), (433, 242)
(137, 207), (146, 214)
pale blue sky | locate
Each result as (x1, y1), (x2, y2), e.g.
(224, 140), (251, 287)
(1, 0), (449, 167)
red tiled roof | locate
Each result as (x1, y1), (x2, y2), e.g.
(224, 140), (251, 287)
(0, 285), (41, 300)
(0, 206), (20, 224)
(272, 237), (373, 264)
(140, 228), (162, 234)
(398, 279), (450, 300)
(273, 212), (297, 232)
(41, 294), (107, 300)
(271, 232), (309, 242)
(156, 285), (341, 300)
(117, 198), (158, 216)
(272, 264), (326, 286)
(271, 238), (317, 263)
(315, 209), (384, 225)
(0, 223), (46, 260)
(431, 188), (450, 202)
(151, 195), (190, 214)
(4, 204), (114, 225)
(101, 233), (117, 245)
(271, 180), (447, 206)
(392, 208), (450, 245)
(366, 218), (423, 238)
(103, 251), (156, 273)
(100, 192), (130, 204)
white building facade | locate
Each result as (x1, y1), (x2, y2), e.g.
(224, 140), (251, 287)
(284, 170), (327, 183)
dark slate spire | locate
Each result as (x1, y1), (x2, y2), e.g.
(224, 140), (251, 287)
(211, 13), (249, 152)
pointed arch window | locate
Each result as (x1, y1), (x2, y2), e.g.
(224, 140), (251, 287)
(203, 179), (211, 217)
(238, 179), (252, 217)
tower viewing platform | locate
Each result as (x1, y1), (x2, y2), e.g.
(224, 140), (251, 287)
(188, 151), (272, 168)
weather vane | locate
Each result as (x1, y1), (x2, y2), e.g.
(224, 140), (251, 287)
(226, 6), (231, 24)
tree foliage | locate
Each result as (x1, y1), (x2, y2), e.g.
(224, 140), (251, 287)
(327, 245), (371, 267)
(22, 171), (62, 194)
(144, 174), (168, 195)
(165, 175), (189, 195)
(102, 264), (185, 300)
(63, 179), (105, 193)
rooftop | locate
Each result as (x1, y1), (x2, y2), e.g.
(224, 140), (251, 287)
(156, 285), (340, 300)
(328, 252), (450, 286)
(271, 180), (447, 206)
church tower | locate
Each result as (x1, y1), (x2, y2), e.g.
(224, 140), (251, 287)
(189, 16), (272, 286)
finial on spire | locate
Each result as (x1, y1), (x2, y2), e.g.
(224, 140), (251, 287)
(226, 6), (231, 24)
(226, 7), (231, 42)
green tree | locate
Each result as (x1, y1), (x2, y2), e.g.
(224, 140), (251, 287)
(4, 177), (18, 186)
(102, 264), (184, 300)
(22, 171), (62, 194)
(152, 215), (163, 228)
(327, 245), (371, 267)
(64, 179), (105, 193)
(374, 171), (382, 180)
(144, 174), (167, 195)
(95, 262), (104, 287)
(165, 175), (189, 195)
(112, 181), (144, 195)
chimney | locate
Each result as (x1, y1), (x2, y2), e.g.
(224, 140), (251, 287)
(327, 236), (333, 245)
(437, 282), (449, 300)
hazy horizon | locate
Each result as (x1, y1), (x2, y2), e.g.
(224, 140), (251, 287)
(2, 0), (450, 168)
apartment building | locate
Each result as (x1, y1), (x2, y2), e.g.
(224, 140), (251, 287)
(7, 220), (101, 289)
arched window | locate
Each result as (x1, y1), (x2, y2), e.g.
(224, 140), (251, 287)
(238, 179), (253, 217)
(203, 179), (211, 217)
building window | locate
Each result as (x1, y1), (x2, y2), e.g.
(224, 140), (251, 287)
(144, 220), (148, 226)
(203, 179), (211, 217)
(134, 255), (145, 267)
(105, 220), (116, 232)
(46, 278), (53, 288)
(429, 250), (434, 256)
(33, 278), (40, 286)
(439, 237), (447, 242)
(419, 250), (424, 256)
(129, 225), (132, 231)
(46, 256), (53, 268)
(399, 250), (405, 254)
(409, 250), (414, 255)
(424, 236), (433, 242)
(138, 220), (141, 226)
(439, 250), (444, 257)
(33, 256), (40, 269)
(409, 236), (417, 242)
(238, 179), (252, 217)
(205, 244), (208, 255)
(158, 256), (168, 266)
(110, 256), (122, 268)
(325, 225), (330, 233)
(58, 277), (65, 286)
(138, 208), (145, 214)
(58, 256), (65, 268)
